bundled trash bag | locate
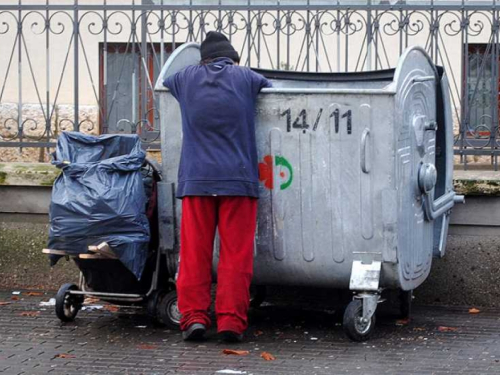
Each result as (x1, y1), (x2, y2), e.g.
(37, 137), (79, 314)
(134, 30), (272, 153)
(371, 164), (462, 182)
(48, 132), (150, 279)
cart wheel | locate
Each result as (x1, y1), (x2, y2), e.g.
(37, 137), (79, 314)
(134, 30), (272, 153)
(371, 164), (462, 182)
(157, 290), (181, 330)
(250, 285), (267, 308)
(399, 290), (413, 319)
(343, 299), (376, 342)
(55, 283), (83, 322)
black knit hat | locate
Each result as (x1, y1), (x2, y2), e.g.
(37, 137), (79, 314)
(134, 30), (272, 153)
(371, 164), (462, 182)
(200, 31), (240, 63)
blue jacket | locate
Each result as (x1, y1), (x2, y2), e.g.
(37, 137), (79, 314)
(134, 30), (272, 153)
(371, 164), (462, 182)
(163, 58), (271, 198)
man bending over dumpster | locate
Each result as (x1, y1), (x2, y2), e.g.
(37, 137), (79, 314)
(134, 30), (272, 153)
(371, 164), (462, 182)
(163, 31), (271, 342)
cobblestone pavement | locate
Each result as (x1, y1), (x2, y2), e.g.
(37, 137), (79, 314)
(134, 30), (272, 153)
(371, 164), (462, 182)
(0, 289), (499, 375)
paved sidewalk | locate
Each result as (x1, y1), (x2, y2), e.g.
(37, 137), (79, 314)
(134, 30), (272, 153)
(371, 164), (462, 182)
(0, 290), (499, 375)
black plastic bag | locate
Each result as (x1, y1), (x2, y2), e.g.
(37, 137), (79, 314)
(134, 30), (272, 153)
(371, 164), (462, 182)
(48, 132), (150, 279)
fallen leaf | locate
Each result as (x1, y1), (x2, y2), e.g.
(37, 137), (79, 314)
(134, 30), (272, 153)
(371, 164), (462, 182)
(222, 349), (249, 356)
(413, 327), (426, 332)
(20, 311), (40, 317)
(0, 302), (11, 306)
(438, 326), (458, 332)
(261, 352), (276, 361)
(103, 305), (119, 312)
(469, 308), (480, 314)
(84, 297), (100, 305)
(396, 318), (410, 326)
(254, 330), (264, 337)
(11, 296), (19, 301)
(25, 292), (43, 296)
(137, 344), (158, 350)
(53, 353), (76, 359)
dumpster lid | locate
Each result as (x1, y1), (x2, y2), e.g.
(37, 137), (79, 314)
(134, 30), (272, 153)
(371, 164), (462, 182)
(251, 68), (396, 82)
(155, 44), (437, 96)
(154, 42), (395, 91)
(155, 42), (201, 91)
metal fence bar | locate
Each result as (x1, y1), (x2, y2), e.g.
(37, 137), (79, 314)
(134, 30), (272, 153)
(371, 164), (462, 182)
(17, 0), (22, 148)
(3, 4), (500, 11)
(0, 0), (499, 169)
(74, 0), (79, 131)
(492, 2), (499, 170)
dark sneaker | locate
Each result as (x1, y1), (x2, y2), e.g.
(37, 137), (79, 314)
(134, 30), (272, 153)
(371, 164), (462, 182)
(219, 330), (244, 343)
(182, 323), (206, 341)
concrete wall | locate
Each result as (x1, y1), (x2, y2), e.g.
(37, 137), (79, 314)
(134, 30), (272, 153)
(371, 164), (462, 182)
(0, 213), (78, 289)
(414, 195), (500, 307)
(416, 233), (500, 307)
(1, 163), (499, 307)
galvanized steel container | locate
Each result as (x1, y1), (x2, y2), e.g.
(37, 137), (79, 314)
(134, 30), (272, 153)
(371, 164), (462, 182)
(155, 43), (463, 340)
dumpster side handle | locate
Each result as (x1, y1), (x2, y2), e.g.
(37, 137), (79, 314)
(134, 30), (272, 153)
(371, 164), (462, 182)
(422, 189), (465, 221)
(418, 162), (464, 221)
(360, 128), (371, 174)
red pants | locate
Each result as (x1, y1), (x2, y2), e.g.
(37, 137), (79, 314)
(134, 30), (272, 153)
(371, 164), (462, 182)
(177, 196), (258, 334)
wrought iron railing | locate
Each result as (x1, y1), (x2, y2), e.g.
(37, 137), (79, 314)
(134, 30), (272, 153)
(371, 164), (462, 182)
(0, 1), (499, 168)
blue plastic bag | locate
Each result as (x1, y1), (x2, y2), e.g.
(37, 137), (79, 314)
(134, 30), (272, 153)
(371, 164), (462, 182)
(48, 132), (150, 279)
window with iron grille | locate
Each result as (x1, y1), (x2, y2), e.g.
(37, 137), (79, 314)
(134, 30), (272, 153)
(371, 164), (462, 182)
(99, 42), (174, 139)
(465, 44), (500, 138)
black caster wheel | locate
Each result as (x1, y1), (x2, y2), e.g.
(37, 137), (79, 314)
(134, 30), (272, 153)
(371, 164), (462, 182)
(147, 289), (166, 324)
(333, 306), (346, 323)
(343, 299), (376, 342)
(399, 290), (413, 319)
(250, 285), (267, 308)
(55, 283), (83, 322)
(157, 289), (181, 330)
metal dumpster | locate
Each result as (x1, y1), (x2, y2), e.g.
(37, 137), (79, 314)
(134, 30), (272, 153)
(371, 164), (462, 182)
(154, 43), (463, 341)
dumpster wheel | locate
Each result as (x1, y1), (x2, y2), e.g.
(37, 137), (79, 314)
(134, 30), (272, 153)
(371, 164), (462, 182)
(55, 283), (83, 322)
(157, 289), (181, 330)
(343, 299), (376, 342)
(399, 290), (413, 319)
(147, 289), (166, 325)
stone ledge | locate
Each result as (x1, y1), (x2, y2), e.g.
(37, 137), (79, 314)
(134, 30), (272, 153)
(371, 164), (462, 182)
(453, 170), (500, 196)
(1, 162), (499, 196)
(0, 162), (59, 186)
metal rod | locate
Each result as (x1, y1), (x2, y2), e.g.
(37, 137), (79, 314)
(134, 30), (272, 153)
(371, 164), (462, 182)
(17, 0), (23, 148)
(336, 4), (340, 72)
(366, 0), (372, 71)
(247, 0), (251, 67)
(132, 0), (137, 126)
(160, 0), (164, 69)
(344, 9), (348, 72)
(306, 0), (310, 72)
(260, 88), (396, 95)
(276, 1), (280, 71)
(69, 290), (144, 299)
(3, 4), (500, 11)
(46, 0), (50, 140)
(141, 6), (147, 134)
(102, 0), (108, 133)
(73, 0), (79, 130)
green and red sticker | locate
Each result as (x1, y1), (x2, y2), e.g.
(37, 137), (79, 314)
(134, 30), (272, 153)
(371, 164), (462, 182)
(258, 154), (293, 190)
